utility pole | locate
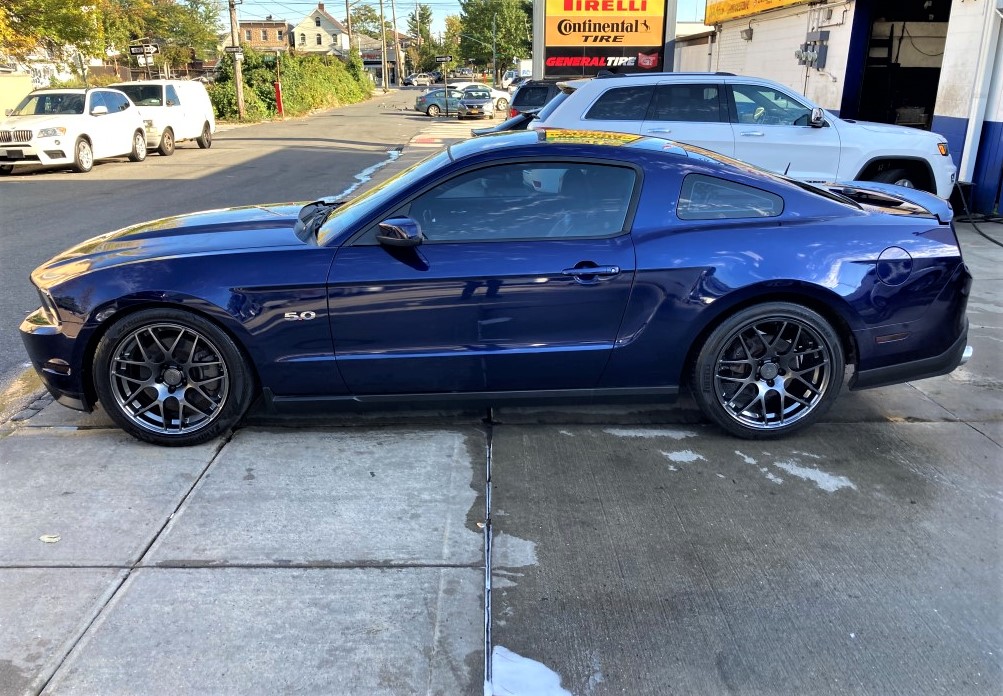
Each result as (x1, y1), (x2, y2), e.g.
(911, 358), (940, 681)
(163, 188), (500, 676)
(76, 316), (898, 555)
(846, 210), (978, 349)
(378, 0), (389, 91)
(492, 13), (497, 87)
(344, 0), (353, 52)
(390, 0), (400, 87)
(228, 0), (245, 119)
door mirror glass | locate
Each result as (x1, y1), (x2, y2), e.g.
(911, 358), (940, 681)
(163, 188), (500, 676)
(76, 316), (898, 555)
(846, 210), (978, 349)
(809, 107), (825, 127)
(377, 216), (423, 247)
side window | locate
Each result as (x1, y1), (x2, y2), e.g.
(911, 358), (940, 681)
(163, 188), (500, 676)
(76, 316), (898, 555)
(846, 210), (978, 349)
(585, 86), (653, 121)
(245, 29), (252, 41)
(102, 91), (130, 112)
(649, 84), (723, 123)
(731, 84), (811, 126)
(677, 174), (784, 220)
(88, 92), (107, 113)
(316, 33), (322, 45)
(166, 86), (180, 106)
(300, 33), (305, 45)
(401, 162), (636, 243)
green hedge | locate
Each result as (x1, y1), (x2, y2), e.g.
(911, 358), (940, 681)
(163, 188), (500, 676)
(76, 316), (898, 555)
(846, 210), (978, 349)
(208, 48), (371, 121)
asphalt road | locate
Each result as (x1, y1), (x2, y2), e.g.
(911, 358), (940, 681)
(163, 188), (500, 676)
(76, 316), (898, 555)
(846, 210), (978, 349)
(0, 89), (432, 394)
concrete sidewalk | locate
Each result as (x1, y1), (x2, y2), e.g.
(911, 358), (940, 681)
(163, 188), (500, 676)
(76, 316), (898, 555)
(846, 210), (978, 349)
(1, 123), (1000, 694)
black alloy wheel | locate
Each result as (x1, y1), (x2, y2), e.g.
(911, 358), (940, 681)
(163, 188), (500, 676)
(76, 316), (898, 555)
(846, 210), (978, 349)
(692, 302), (844, 438)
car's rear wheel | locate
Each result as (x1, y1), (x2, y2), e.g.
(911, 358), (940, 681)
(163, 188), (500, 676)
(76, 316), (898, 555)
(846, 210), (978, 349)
(496, 97), (509, 111)
(73, 137), (93, 173)
(196, 122), (212, 149)
(94, 309), (254, 446)
(158, 128), (175, 156)
(128, 130), (147, 162)
(691, 302), (844, 439)
(426, 104), (441, 117)
(872, 168), (916, 189)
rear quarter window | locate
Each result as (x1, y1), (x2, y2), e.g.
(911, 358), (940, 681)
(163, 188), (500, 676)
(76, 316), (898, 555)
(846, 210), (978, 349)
(514, 84), (556, 109)
(677, 174), (784, 220)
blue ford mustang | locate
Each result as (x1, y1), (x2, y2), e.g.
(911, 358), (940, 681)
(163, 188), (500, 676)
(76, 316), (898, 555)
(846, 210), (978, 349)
(20, 130), (972, 446)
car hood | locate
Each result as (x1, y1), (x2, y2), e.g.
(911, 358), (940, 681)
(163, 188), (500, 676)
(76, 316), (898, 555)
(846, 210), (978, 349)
(32, 203), (307, 288)
(0, 114), (74, 131)
(842, 118), (940, 139)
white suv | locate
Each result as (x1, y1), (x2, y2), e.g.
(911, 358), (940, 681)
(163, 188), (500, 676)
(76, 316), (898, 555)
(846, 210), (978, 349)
(0, 88), (147, 174)
(533, 73), (957, 198)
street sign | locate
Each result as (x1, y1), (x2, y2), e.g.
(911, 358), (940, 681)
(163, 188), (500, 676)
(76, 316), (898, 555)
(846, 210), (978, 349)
(129, 45), (159, 55)
(224, 46), (243, 53)
(435, 55), (452, 63)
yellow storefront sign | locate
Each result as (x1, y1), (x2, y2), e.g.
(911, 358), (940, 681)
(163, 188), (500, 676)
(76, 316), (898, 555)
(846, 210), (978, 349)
(546, 0), (665, 48)
(705, 0), (809, 24)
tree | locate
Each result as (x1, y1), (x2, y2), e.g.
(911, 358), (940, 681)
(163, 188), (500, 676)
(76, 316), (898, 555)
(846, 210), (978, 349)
(349, 4), (392, 39)
(1, 0), (104, 60)
(405, 4), (440, 72)
(458, 0), (530, 81)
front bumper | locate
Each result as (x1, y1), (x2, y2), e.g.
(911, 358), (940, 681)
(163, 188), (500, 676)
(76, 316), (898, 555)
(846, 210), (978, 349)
(20, 307), (92, 411)
(0, 141), (73, 166)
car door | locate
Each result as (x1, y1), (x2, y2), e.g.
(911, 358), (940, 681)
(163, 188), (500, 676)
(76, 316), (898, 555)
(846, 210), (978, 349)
(640, 82), (735, 156)
(728, 82), (842, 183)
(165, 84), (187, 138)
(96, 90), (135, 156)
(328, 160), (638, 395)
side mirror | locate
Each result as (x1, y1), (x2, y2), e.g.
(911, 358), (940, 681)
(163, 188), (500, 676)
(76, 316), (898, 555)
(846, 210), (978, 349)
(91, 105), (109, 116)
(376, 216), (423, 247)
(4, 108), (11, 116)
(809, 107), (825, 127)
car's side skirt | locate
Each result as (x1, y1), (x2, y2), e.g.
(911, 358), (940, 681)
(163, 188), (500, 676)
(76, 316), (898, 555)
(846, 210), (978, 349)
(259, 386), (680, 414)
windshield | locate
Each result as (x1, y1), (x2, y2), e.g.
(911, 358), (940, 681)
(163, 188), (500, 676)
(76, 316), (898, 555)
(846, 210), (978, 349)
(115, 85), (163, 106)
(11, 92), (85, 116)
(464, 90), (490, 99)
(317, 150), (452, 246)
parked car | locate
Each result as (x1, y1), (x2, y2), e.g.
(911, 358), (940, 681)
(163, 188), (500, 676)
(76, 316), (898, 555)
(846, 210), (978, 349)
(457, 88), (494, 120)
(508, 79), (561, 118)
(0, 88), (147, 174)
(112, 79), (214, 155)
(532, 72), (957, 197)
(404, 73), (434, 86)
(445, 81), (510, 112)
(501, 69), (519, 89)
(470, 108), (540, 136)
(415, 88), (464, 116)
(20, 130), (972, 446)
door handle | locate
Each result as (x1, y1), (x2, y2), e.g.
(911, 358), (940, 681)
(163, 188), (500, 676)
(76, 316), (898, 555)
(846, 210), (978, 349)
(740, 131), (765, 137)
(562, 265), (621, 279)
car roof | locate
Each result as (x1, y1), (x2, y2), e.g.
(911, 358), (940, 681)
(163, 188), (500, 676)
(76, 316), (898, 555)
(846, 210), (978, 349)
(29, 88), (87, 94)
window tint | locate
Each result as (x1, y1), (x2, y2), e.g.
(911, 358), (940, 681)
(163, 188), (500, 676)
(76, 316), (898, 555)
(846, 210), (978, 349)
(166, 85), (180, 106)
(117, 85), (162, 106)
(405, 162), (636, 242)
(677, 174), (784, 220)
(585, 86), (653, 121)
(649, 84), (723, 123)
(102, 91), (130, 112)
(88, 92), (107, 112)
(732, 84), (811, 126)
(513, 83), (556, 109)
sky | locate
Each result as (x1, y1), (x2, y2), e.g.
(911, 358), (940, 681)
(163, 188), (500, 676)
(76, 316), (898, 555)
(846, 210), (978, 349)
(235, 0), (708, 38)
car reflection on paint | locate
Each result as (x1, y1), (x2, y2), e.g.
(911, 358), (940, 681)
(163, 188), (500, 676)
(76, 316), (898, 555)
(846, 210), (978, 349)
(20, 130), (972, 446)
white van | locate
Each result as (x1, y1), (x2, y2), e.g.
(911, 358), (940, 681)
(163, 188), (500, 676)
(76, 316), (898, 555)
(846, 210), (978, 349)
(111, 80), (215, 156)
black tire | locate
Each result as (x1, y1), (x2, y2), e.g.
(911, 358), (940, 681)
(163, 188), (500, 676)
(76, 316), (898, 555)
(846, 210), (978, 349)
(691, 302), (844, 439)
(0, 164), (12, 175)
(426, 104), (441, 117)
(73, 137), (93, 173)
(128, 130), (147, 162)
(158, 128), (175, 156)
(872, 168), (916, 189)
(196, 122), (212, 149)
(93, 308), (254, 446)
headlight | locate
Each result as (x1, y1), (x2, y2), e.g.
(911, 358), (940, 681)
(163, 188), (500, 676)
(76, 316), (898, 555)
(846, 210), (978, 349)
(37, 288), (61, 326)
(937, 142), (949, 156)
(37, 127), (66, 138)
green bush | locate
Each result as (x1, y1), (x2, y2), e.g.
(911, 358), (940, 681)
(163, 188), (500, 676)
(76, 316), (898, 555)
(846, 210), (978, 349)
(209, 48), (372, 122)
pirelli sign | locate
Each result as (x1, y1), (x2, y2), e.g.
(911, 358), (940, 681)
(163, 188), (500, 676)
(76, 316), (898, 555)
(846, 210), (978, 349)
(544, 0), (667, 77)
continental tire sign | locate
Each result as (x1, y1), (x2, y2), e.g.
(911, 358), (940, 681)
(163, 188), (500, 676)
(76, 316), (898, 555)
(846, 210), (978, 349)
(705, 0), (809, 24)
(544, 0), (666, 77)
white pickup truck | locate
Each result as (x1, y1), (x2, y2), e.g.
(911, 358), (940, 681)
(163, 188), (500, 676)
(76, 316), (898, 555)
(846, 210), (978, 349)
(532, 73), (957, 198)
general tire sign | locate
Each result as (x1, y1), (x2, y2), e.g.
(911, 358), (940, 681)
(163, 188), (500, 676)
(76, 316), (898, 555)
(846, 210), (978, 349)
(544, 0), (665, 77)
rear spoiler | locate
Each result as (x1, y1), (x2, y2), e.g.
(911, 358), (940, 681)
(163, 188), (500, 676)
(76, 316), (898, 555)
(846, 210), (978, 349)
(830, 181), (953, 223)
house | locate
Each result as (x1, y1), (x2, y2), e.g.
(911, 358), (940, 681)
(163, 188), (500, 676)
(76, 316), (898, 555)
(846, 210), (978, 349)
(237, 16), (289, 53)
(290, 2), (349, 55)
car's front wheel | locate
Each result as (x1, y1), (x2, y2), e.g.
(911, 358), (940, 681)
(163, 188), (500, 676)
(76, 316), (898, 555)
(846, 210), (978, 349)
(872, 168), (916, 189)
(495, 97), (509, 111)
(73, 137), (93, 173)
(128, 130), (147, 162)
(196, 122), (212, 149)
(426, 104), (441, 117)
(158, 128), (175, 156)
(94, 309), (254, 446)
(691, 302), (844, 439)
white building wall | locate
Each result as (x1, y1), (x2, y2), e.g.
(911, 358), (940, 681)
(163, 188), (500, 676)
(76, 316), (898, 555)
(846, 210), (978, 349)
(712, 1), (857, 110)
(676, 37), (714, 72)
(934, 0), (996, 120)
